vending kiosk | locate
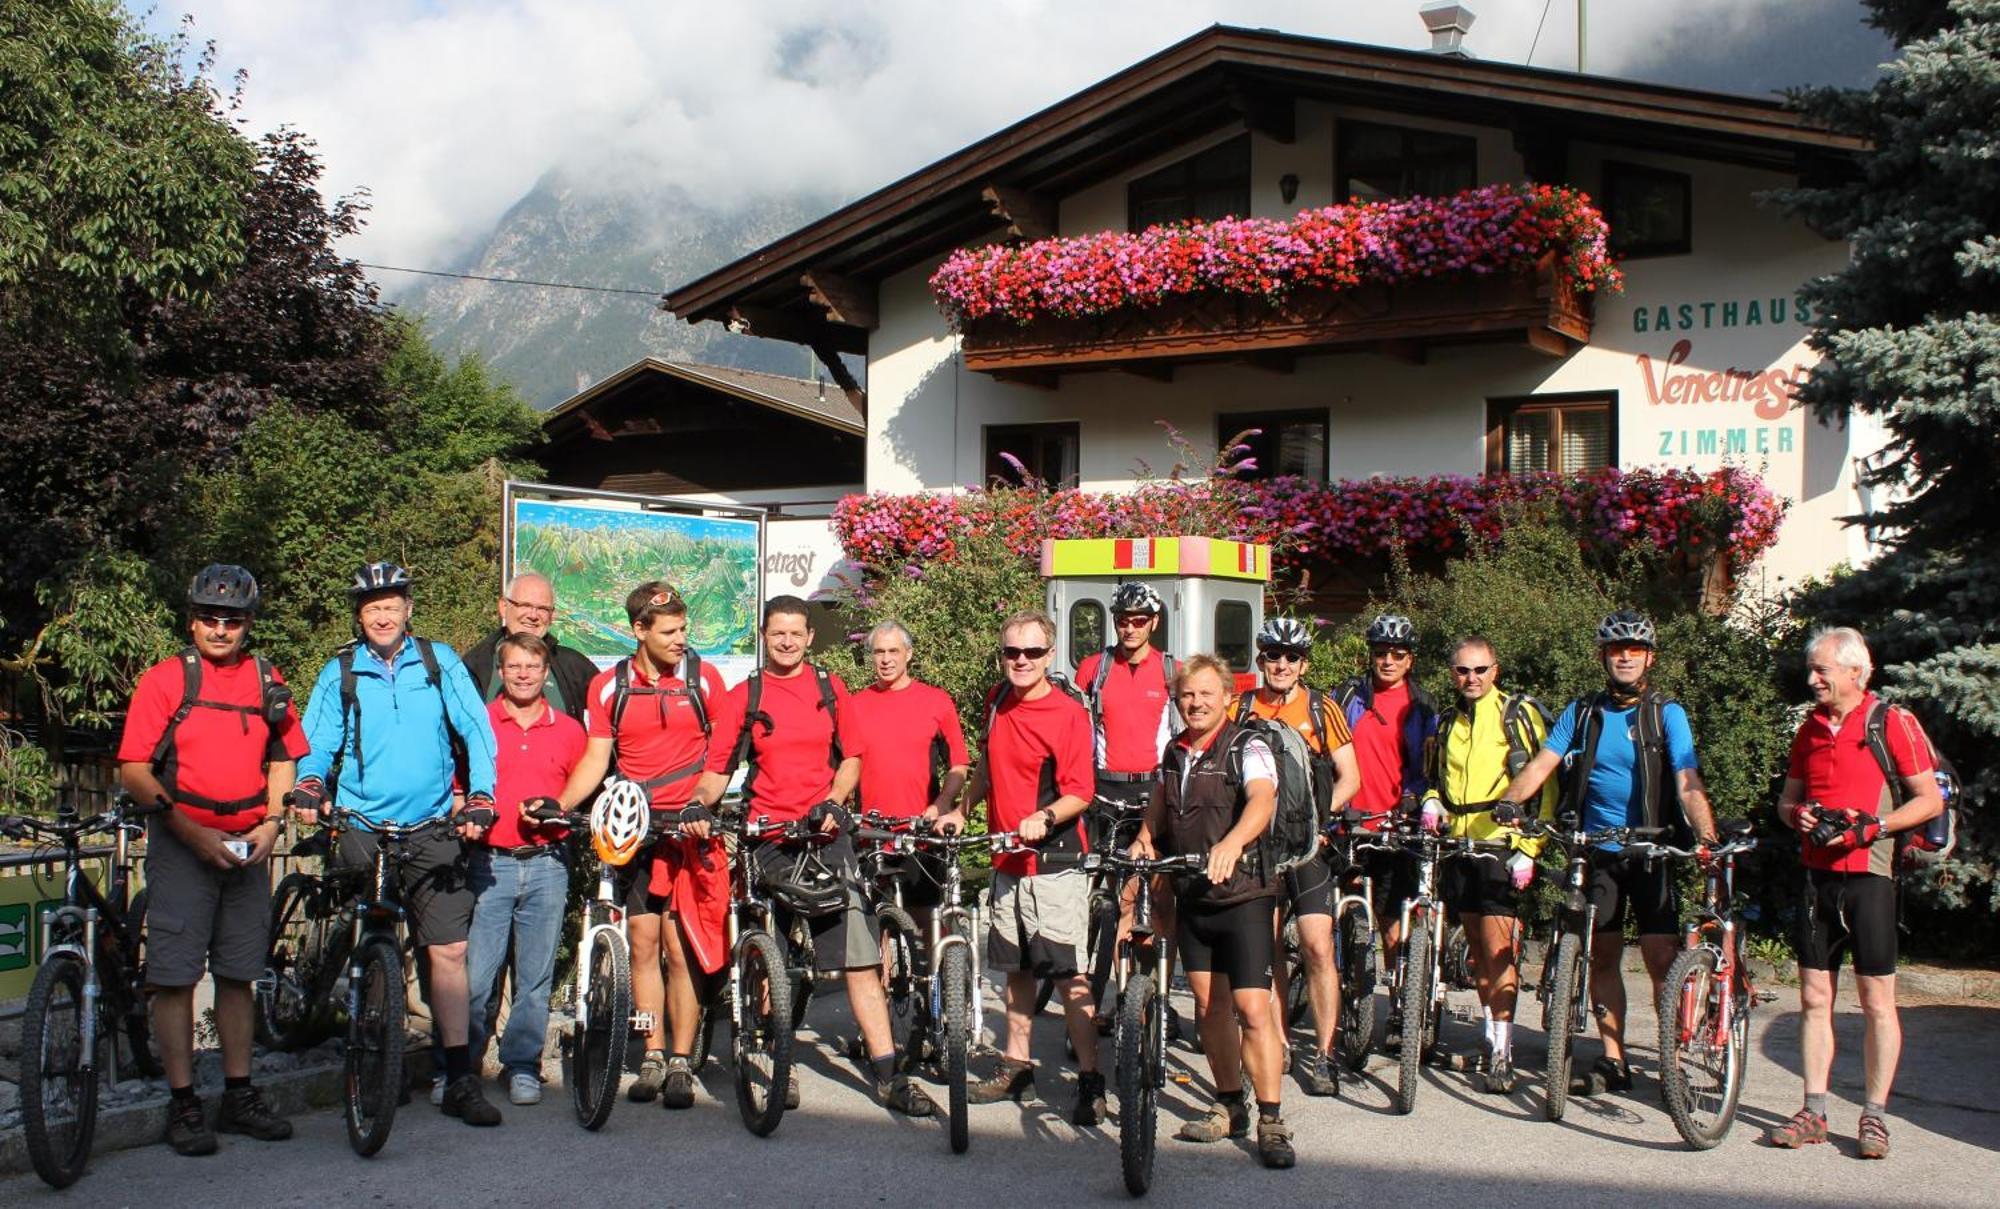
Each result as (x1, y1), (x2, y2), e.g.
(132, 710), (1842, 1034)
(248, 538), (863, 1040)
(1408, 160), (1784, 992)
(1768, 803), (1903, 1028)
(1041, 536), (1271, 692)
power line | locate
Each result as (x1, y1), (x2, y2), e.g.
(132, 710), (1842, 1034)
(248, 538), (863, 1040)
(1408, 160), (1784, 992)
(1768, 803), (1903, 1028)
(1526, 0), (1556, 66)
(359, 262), (665, 300)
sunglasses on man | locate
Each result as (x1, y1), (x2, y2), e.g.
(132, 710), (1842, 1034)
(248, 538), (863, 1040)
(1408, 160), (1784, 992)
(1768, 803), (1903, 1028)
(193, 613), (248, 630)
(999, 645), (1051, 662)
(1258, 646), (1308, 664)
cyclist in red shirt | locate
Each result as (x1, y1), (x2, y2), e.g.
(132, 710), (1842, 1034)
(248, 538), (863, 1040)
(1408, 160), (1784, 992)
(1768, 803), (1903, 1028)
(835, 620), (971, 927)
(694, 596), (933, 1118)
(1766, 626), (1942, 1160)
(557, 582), (724, 1110)
(116, 565), (304, 1155)
(953, 610), (1104, 1125)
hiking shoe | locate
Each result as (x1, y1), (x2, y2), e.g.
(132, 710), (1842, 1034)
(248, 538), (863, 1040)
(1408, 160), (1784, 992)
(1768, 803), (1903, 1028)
(629, 1052), (667, 1103)
(440, 1073), (503, 1126)
(1257, 1116), (1297, 1170)
(1766, 1107), (1829, 1149)
(1299, 1049), (1340, 1098)
(1176, 1097), (1250, 1143)
(1569, 1055), (1632, 1096)
(216, 1085), (293, 1141)
(1857, 1114), (1890, 1159)
(968, 1058), (1035, 1104)
(508, 1071), (542, 1106)
(1072, 1071), (1108, 1127)
(784, 1072), (801, 1111)
(165, 1096), (218, 1156)
(876, 1072), (937, 1117)
(1482, 1053), (1518, 1095)
(662, 1057), (696, 1110)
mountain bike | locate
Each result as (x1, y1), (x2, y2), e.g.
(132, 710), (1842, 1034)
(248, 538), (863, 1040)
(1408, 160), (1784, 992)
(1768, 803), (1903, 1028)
(1351, 818), (1445, 1115)
(3, 794), (162, 1189)
(257, 821), (363, 1051)
(1036, 792), (1146, 1021)
(1057, 846), (1206, 1198)
(708, 813), (812, 1136)
(1533, 822), (1667, 1123)
(1281, 809), (1380, 1074)
(855, 815), (1016, 1153)
(1643, 820), (1766, 1149)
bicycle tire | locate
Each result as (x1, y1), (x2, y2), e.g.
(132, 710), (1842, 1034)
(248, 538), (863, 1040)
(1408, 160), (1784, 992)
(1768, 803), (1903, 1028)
(878, 906), (923, 1064)
(1116, 973), (1160, 1196)
(939, 941), (973, 1154)
(343, 936), (405, 1157)
(733, 928), (793, 1137)
(691, 1000), (716, 1071)
(1443, 921), (1475, 992)
(259, 872), (339, 1051)
(1541, 931), (1583, 1123)
(1337, 909), (1377, 1073)
(785, 915), (815, 1033)
(102, 887), (160, 1079)
(1658, 946), (1746, 1149)
(569, 927), (631, 1131)
(1280, 914), (1307, 1030)
(21, 954), (96, 1189)
(1394, 920), (1430, 1114)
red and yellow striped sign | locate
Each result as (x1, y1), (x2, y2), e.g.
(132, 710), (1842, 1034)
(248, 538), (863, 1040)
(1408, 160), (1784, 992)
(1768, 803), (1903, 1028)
(1040, 536), (1271, 582)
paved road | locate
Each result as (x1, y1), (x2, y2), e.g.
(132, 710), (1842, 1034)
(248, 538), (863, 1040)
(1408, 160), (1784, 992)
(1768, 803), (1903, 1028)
(7, 968), (1996, 1206)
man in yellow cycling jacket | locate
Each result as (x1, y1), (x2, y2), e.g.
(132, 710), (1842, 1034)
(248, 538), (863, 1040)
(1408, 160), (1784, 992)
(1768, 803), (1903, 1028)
(1422, 636), (1553, 1094)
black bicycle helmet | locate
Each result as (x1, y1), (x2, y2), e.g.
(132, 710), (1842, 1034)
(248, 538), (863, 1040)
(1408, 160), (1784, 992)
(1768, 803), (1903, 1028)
(1109, 581), (1165, 616)
(1597, 609), (1656, 648)
(1257, 617), (1313, 651)
(348, 561), (413, 601)
(1365, 613), (1416, 647)
(187, 564), (259, 614)
(758, 848), (848, 918)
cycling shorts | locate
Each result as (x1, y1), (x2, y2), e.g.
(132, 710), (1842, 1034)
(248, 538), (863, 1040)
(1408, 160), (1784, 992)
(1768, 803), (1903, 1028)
(1175, 896), (1276, 991)
(1588, 854), (1680, 938)
(1330, 844), (1418, 921)
(612, 840), (666, 917)
(335, 825), (474, 948)
(1447, 855), (1528, 918)
(1796, 870), (1897, 978)
(1283, 853), (1335, 918)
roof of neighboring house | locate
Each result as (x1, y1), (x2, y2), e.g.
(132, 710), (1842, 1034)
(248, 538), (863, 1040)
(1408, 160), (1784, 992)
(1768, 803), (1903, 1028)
(664, 24), (1864, 339)
(543, 357), (864, 435)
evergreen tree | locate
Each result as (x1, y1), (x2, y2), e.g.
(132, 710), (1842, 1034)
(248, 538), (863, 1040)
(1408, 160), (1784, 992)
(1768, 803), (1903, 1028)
(1780, 0), (2000, 913)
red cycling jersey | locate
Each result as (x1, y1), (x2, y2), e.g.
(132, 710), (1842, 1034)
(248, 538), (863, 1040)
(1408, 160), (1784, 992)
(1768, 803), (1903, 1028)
(985, 686), (1094, 877)
(1789, 693), (1934, 876)
(705, 666), (850, 821)
(585, 657), (726, 809)
(1348, 679), (1413, 818)
(837, 680), (970, 818)
(116, 653), (309, 832)
(1074, 649), (1175, 774)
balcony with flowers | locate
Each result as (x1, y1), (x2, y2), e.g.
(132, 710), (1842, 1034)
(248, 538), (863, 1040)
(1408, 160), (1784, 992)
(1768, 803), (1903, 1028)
(928, 183), (1620, 379)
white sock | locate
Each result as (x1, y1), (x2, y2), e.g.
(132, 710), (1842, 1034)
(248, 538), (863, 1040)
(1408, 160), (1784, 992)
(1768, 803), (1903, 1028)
(1482, 1011), (1498, 1051)
(1494, 1021), (1513, 1060)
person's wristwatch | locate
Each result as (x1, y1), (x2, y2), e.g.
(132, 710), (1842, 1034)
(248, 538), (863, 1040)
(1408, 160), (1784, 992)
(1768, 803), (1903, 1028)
(1039, 807), (1058, 830)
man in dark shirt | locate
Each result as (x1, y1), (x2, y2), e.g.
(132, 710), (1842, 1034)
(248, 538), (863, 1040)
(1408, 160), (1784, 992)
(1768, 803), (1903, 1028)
(460, 572), (599, 722)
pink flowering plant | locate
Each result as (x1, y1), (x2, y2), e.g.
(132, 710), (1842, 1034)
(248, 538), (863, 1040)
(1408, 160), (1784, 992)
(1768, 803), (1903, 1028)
(832, 465), (1785, 583)
(929, 183), (1621, 329)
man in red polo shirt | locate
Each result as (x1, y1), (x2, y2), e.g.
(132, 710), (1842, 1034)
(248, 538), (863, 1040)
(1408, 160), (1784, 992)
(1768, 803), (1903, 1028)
(557, 582), (725, 1110)
(467, 632), (587, 1106)
(694, 595), (932, 1118)
(117, 564), (304, 1156)
(952, 609), (1104, 1125)
(1766, 626), (1942, 1160)
(835, 620), (970, 924)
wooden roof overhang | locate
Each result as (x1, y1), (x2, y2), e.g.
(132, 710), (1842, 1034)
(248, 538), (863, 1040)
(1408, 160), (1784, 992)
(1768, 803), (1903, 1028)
(664, 24), (1865, 373)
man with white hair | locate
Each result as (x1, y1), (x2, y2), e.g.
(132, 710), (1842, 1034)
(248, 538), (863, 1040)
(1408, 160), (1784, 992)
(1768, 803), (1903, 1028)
(1766, 626), (1943, 1160)
(461, 572), (600, 723)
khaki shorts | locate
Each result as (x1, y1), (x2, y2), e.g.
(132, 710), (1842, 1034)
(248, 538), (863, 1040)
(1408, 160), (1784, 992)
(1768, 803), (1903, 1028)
(143, 816), (272, 987)
(987, 868), (1089, 978)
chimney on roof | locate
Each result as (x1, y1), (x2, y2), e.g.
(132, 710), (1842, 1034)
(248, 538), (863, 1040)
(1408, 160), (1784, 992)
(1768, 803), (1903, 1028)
(1419, 2), (1476, 58)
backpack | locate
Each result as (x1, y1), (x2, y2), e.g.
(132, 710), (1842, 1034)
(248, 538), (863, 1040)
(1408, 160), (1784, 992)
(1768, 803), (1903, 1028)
(1558, 690), (1691, 844)
(608, 650), (713, 795)
(1085, 646), (1180, 752)
(1218, 704), (1325, 874)
(1862, 700), (1962, 868)
(148, 647), (286, 815)
(726, 664), (843, 802)
(328, 636), (467, 795)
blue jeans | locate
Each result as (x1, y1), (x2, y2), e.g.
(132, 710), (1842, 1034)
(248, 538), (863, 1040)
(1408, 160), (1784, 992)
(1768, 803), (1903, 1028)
(467, 848), (569, 1078)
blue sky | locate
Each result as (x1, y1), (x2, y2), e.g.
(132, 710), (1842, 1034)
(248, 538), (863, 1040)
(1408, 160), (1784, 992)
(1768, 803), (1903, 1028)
(131, 2), (1891, 271)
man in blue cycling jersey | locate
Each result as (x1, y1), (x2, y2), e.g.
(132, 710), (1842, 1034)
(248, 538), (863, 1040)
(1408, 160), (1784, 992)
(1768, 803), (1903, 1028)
(1500, 610), (1716, 1095)
(291, 562), (504, 1126)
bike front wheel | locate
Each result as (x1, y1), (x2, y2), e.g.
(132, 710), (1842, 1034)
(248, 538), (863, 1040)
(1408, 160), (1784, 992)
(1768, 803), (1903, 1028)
(568, 926), (631, 1131)
(1658, 946), (1747, 1149)
(878, 906), (923, 1065)
(939, 941), (973, 1154)
(1337, 909), (1378, 1072)
(343, 936), (406, 1157)
(21, 953), (96, 1189)
(1542, 931), (1584, 1123)
(733, 928), (793, 1137)
(1395, 919), (1431, 1115)
(1116, 972), (1161, 1196)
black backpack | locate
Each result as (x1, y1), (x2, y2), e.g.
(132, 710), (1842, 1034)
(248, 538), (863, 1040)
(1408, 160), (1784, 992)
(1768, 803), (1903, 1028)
(1223, 694), (1327, 873)
(1427, 690), (1555, 810)
(328, 636), (467, 795)
(1862, 699), (1962, 868)
(148, 647), (287, 815)
(1558, 690), (1692, 843)
(607, 650), (714, 796)
(725, 664), (843, 803)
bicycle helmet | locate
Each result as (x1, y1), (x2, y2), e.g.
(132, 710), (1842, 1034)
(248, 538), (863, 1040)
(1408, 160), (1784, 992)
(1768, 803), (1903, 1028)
(1109, 581), (1164, 616)
(1597, 609), (1656, 649)
(590, 777), (650, 866)
(188, 563), (259, 614)
(1365, 613), (1416, 647)
(1257, 617), (1313, 651)
(348, 561), (412, 601)
(758, 846), (848, 918)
